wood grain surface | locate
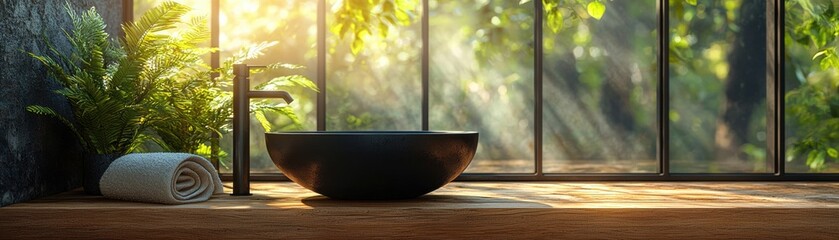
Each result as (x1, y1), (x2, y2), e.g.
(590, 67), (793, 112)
(2, 182), (839, 239)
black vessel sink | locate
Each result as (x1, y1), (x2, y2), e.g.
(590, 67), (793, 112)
(265, 131), (478, 200)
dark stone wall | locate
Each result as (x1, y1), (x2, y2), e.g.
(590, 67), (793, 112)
(0, 0), (123, 207)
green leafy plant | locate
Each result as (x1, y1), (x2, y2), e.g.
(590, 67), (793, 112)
(789, 0), (839, 69)
(27, 2), (194, 154)
(151, 40), (318, 168)
(135, 13), (216, 155)
(785, 0), (839, 171)
(786, 78), (839, 170)
(332, 0), (419, 54)
(543, 0), (607, 33)
(332, 0), (606, 54)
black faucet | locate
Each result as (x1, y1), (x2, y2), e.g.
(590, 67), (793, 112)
(231, 64), (293, 196)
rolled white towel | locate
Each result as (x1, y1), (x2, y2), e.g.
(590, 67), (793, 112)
(99, 153), (224, 204)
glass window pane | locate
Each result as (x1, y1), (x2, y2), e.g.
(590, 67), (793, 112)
(429, 0), (535, 173)
(542, 0), (658, 173)
(219, 0), (319, 173)
(784, 0), (839, 173)
(325, 0), (422, 130)
(669, 0), (770, 173)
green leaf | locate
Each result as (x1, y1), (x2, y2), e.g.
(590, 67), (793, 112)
(546, 7), (563, 33)
(254, 106), (303, 129)
(255, 75), (319, 92)
(267, 63), (305, 70)
(807, 150), (818, 165)
(686, 0), (697, 6)
(813, 49), (829, 60)
(351, 37), (364, 55)
(786, 146), (800, 162)
(195, 143), (213, 158)
(808, 150), (826, 170)
(820, 54), (839, 70)
(273, 106), (303, 127)
(829, 148), (839, 158)
(254, 110), (272, 132)
(586, 1), (606, 20)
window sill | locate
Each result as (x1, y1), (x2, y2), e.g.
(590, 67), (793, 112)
(2, 182), (839, 238)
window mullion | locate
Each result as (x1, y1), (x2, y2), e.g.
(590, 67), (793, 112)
(775, 0), (784, 176)
(659, 0), (670, 176)
(422, 0), (429, 131)
(317, 0), (327, 131)
(535, 0), (544, 177)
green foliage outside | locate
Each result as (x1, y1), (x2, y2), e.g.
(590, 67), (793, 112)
(329, 0), (795, 173)
(540, 0), (658, 172)
(666, 0), (771, 172)
(785, 0), (839, 171)
(88, 0), (838, 173)
(325, 0), (622, 172)
(332, 0), (607, 53)
(332, 0), (418, 54)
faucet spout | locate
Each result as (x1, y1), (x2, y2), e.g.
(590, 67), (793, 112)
(248, 91), (294, 104)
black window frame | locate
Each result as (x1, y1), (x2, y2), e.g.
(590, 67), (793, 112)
(125, 0), (839, 181)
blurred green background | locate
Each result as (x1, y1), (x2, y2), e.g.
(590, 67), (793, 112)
(133, 0), (839, 174)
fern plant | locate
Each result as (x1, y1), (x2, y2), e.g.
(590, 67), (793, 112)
(152, 41), (318, 168)
(27, 2), (194, 155)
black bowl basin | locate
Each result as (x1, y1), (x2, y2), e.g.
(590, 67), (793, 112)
(265, 131), (478, 200)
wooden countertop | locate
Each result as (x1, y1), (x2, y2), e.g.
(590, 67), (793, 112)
(3, 182), (839, 239)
